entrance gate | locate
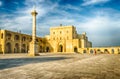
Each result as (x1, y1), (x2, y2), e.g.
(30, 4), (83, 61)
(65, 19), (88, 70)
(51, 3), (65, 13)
(58, 45), (63, 52)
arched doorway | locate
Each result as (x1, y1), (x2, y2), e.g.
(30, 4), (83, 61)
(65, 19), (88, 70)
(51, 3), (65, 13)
(90, 49), (94, 54)
(27, 45), (29, 53)
(6, 42), (11, 53)
(21, 44), (26, 53)
(74, 47), (78, 53)
(46, 47), (50, 52)
(83, 50), (86, 53)
(118, 48), (120, 54)
(58, 45), (63, 52)
(97, 49), (101, 54)
(104, 49), (109, 54)
(39, 46), (42, 52)
(111, 49), (114, 54)
(14, 43), (19, 53)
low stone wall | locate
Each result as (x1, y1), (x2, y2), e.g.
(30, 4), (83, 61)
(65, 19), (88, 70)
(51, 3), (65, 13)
(78, 47), (120, 54)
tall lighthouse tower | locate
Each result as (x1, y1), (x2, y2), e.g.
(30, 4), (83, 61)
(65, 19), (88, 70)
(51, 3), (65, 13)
(28, 9), (39, 56)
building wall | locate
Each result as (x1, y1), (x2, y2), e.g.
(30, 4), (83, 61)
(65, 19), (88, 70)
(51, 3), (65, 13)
(44, 25), (120, 54)
(78, 47), (120, 54)
(0, 30), (6, 53)
(45, 25), (91, 53)
(50, 26), (76, 40)
(2, 25), (120, 54)
(0, 30), (44, 54)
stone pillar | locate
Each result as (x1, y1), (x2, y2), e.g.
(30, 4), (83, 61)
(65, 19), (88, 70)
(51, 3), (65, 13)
(31, 10), (37, 43)
(28, 10), (39, 56)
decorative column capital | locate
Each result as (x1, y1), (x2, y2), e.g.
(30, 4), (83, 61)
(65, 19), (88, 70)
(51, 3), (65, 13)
(31, 10), (38, 16)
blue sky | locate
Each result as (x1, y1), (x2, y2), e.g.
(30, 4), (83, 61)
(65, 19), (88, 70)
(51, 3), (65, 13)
(0, 0), (120, 47)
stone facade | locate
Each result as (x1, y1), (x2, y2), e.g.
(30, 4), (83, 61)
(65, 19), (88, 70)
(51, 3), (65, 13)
(0, 25), (92, 54)
(45, 25), (92, 53)
(0, 25), (120, 54)
(80, 47), (120, 54)
(0, 30), (44, 54)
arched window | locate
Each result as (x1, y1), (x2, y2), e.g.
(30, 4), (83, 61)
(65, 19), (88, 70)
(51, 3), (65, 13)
(6, 33), (11, 40)
(22, 36), (26, 41)
(97, 49), (101, 51)
(36, 39), (38, 42)
(104, 49), (109, 54)
(111, 49), (114, 54)
(40, 39), (42, 42)
(97, 49), (101, 54)
(1, 33), (3, 39)
(14, 35), (19, 40)
(118, 48), (120, 54)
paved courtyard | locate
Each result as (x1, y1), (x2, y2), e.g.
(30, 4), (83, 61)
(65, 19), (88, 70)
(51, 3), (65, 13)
(0, 53), (120, 79)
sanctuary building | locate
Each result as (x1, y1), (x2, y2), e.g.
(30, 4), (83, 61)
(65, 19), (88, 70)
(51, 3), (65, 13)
(45, 25), (92, 52)
(0, 25), (92, 54)
(0, 25), (120, 54)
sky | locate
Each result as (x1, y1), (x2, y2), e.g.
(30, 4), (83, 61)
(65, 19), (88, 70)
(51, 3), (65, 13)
(0, 0), (120, 47)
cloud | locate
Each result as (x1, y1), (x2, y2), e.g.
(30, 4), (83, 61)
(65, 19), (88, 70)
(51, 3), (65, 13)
(0, 0), (120, 47)
(0, 0), (60, 35)
(0, 1), (2, 6)
(79, 16), (110, 33)
(82, 0), (110, 6)
(77, 12), (120, 47)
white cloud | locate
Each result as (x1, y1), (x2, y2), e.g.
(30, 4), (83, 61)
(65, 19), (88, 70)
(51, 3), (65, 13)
(0, 0), (80, 34)
(82, 0), (110, 6)
(0, 1), (2, 6)
(1, 0), (120, 46)
(79, 16), (110, 32)
(0, 0), (60, 35)
(60, 4), (82, 11)
(76, 14), (120, 46)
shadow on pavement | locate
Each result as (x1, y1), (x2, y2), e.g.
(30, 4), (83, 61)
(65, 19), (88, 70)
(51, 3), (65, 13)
(0, 56), (69, 70)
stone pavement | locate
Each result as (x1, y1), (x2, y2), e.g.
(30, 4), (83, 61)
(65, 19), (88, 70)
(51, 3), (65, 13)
(0, 54), (120, 79)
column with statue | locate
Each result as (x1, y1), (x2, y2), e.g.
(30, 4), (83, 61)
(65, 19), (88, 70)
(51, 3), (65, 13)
(28, 9), (39, 56)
